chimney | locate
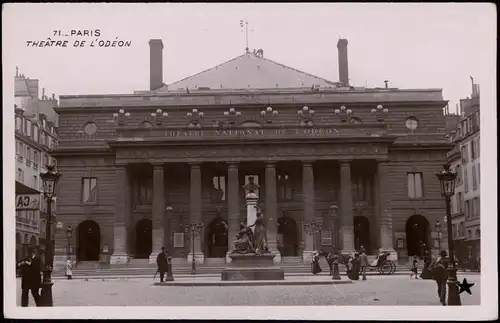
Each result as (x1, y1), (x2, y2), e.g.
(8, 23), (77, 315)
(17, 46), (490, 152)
(52, 93), (55, 100)
(149, 39), (164, 91)
(337, 39), (349, 85)
(42, 88), (45, 99)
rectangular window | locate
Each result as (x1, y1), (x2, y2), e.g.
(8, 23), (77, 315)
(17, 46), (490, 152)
(470, 140), (476, 160)
(476, 197), (480, 218)
(17, 168), (24, 182)
(33, 125), (39, 142)
(212, 176), (226, 201)
(277, 173), (293, 201)
(464, 200), (470, 220)
(81, 177), (98, 203)
(464, 168), (469, 192)
(19, 143), (24, 157)
(33, 151), (39, 167)
(33, 175), (37, 189)
(134, 177), (153, 205)
(472, 165), (477, 190)
(455, 165), (462, 184)
(461, 145), (468, 163)
(26, 147), (32, 161)
(15, 141), (20, 155)
(15, 117), (22, 131)
(457, 192), (463, 212)
(26, 121), (32, 137)
(43, 154), (49, 166)
(477, 163), (480, 184)
(407, 172), (423, 198)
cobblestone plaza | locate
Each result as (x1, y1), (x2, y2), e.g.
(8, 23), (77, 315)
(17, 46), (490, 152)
(17, 275), (480, 307)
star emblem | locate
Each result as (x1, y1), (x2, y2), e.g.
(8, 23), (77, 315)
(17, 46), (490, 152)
(456, 278), (475, 295)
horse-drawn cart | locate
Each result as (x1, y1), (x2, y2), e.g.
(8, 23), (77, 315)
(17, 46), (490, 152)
(340, 251), (396, 275)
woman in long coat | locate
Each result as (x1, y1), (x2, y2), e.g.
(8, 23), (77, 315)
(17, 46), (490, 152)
(311, 251), (322, 275)
(420, 250), (433, 279)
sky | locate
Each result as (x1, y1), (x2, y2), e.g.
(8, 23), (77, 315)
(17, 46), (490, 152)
(2, 3), (495, 111)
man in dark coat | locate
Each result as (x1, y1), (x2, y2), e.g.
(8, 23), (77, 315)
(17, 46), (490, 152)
(156, 247), (168, 283)
(18, 248), (42, 307)
(430, 250), (449, 305)
(347, 253), (361, 280)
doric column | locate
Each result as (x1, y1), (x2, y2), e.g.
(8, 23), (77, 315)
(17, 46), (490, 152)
(226, 162), (240, 262)
(110, 166), (130, 264)
(340, 161), (355, 253)
(149, 164), (165, 263)
(189, 163), (204, 263)
(377, 161), (397, 259)
(302, 161), (315, 262)
(265, 162), (280, 263)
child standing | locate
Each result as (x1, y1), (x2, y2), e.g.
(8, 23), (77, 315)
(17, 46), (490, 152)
(410, 255), (419, 279)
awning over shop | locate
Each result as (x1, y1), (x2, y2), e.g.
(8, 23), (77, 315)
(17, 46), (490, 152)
(15, 181), (39, 194)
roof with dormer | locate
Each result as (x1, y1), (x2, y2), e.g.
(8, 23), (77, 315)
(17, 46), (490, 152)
(155, 52), (338, 92)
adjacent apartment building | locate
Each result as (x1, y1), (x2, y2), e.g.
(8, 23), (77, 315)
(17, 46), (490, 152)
(14, 68), (59, 262)
(446, 79), (481, 270)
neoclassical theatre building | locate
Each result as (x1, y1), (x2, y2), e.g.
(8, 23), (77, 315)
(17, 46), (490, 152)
(53, 39), (452, 267)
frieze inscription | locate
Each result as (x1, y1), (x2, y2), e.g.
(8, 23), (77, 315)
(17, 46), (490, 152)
(116, 144), (388, 161)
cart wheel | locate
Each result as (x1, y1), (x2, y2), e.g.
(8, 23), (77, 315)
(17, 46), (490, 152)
(380, 260), (392, 275)
(390, 262), (396, 275)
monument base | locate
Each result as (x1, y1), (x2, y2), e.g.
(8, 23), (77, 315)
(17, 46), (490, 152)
(110, 253), (129, 265)
(221, 253), (285, 281)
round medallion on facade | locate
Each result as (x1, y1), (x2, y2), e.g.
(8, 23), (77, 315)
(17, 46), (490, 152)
(405, 117), (419, 131)
(83, 122), (98, 135)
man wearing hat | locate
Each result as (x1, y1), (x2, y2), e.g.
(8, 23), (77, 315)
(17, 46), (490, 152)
(18, 247), (42, 306)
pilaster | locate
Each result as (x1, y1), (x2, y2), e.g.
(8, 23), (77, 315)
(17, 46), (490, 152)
(110, 166), (129, 265)
(189, 163), (204, 263)
(149, 164), (165, 263)
(340, 161), (355, 254)
(265, 162), (280, 263)
(301, 161), (315, 261)
(377, 161), (397, 260)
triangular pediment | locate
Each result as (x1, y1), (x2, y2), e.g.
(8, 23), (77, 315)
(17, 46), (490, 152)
(155, 52), (337, 92)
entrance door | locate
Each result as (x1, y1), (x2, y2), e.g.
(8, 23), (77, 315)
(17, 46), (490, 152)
(278, 216), (298, 256)
(207, 218), (228, 258)
(135, 219), (152, 259)
(354, 216), (371, 253)
(405, 215), (430, 258)
(77, 220), (101, 261)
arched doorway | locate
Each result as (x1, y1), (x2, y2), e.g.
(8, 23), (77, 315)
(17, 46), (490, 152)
(405, 215), (430, 258)
(207, 218), (228, 258)
(77, 220), (101, 261)
(278, 216), (298, 257)
(135, 219), (152, 259)
(354, 216), (371, 253)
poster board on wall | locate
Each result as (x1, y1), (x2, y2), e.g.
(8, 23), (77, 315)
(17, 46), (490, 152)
(321, 229), (332, 246)
(173, 232), (184, 248)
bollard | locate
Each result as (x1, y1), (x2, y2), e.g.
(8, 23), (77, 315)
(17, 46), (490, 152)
(332, 256), (341, 280)
(165, 257), (174, 282)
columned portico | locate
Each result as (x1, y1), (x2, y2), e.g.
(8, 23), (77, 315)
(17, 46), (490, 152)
(301, 161), (315, 262)
(377, 161), (397, 260)
(340, 161), (355, 254)
(188, 163), (204, 264)
(110, 166), (130, 264)
(149, 164), (165, 263)
(265, 162), (280, 263)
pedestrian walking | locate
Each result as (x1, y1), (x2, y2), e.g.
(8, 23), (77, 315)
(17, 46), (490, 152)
(18, 247), (42, 307)
(359, 248), (368, 280)
(347, 253), (360, 280)
(311, 251), (322, 275)
(429, 250), (449, 305)
(410, 255), (419, 279)
(66, 256), (73, 280)
(156, 247), (168, 283)
(420, 250), (432, 279)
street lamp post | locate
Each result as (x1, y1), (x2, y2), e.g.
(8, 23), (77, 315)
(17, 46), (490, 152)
(434, 163), (461, 306)
(39, 165), (61, 307)
(185, 221), (203, 275)
(66, 225), (73, 259)
(435, 220), (442, 252)
(304, 220), (323, 252)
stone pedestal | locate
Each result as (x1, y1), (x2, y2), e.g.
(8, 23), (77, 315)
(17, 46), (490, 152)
(110, 253), (129, 265)
(246, 193), (258, 231)
(221, 253), (284, 281)
(187, 252), (205, 264)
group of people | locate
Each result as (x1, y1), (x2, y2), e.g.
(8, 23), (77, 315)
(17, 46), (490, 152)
(310, 247), (370, 280)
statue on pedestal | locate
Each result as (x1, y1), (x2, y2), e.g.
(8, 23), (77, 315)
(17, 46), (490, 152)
(233, 222), (255, 254)
(248, 206), (269, 255)
(243, 176), (260, 196)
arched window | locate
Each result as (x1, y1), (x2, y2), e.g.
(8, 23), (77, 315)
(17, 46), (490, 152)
(277, 173), (293, 201)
